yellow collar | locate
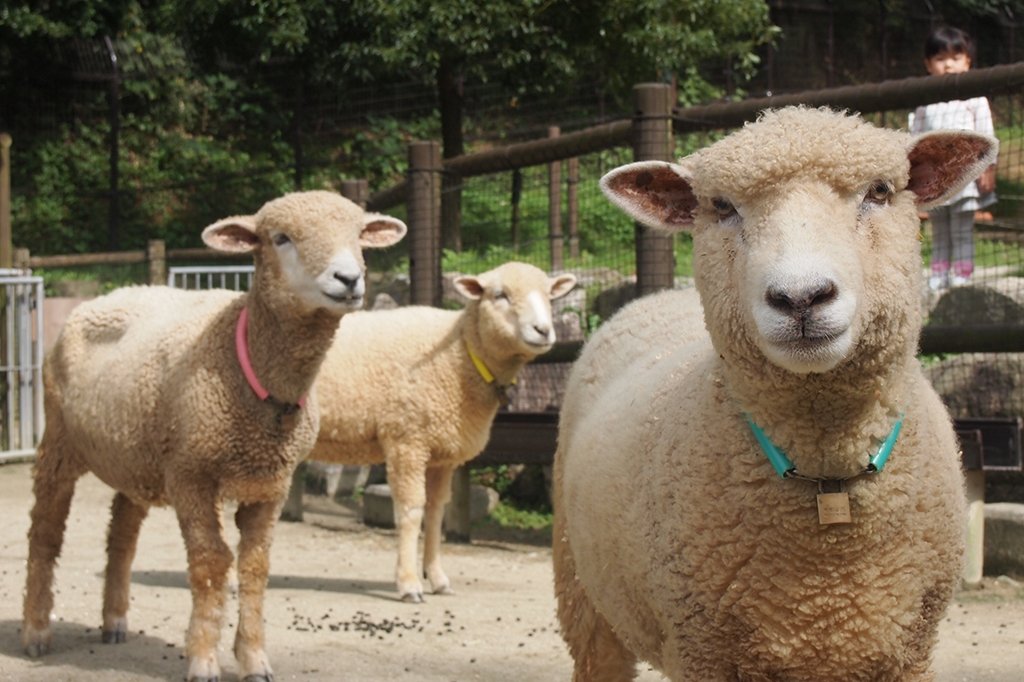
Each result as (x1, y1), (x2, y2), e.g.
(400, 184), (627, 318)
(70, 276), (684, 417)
(466, 342), (516, 387)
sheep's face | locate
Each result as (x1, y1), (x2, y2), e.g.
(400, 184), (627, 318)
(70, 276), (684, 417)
(699, 178), (902, 374)
(454, 262), (577, 356)
(202, 191), (406, 315)
(601, 107), (998, 376)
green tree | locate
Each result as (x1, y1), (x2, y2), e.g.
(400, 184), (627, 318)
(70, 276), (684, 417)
(333, 0), (777, 249)
(551, 0), (778, 104)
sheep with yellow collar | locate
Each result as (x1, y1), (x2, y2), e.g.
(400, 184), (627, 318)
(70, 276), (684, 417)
(310, 261), (576, 602)
(553, 107), (997, 681)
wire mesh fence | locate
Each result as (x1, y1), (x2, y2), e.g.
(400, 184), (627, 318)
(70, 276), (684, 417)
(5, 46), (1024, 459)
(417, 81), (1024, 435)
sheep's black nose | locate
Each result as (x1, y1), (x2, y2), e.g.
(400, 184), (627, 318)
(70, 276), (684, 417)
(334, 272), (361, 289)
(766, 280), (838, 318)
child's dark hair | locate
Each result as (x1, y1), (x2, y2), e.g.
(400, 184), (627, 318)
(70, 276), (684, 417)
(925, 26), (975, 60)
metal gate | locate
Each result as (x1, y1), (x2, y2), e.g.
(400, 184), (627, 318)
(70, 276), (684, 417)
(1, 269), (45, 461)
(168, 265), (253, 291)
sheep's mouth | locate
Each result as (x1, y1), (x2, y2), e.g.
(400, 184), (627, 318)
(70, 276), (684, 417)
(772, 329), (847, 355)
(766, 315), (849, 345)
(761, 315), (856, 368)
(785, 335), (837, 352)
(323, 292), (364, 307)
(762, 325), (853, 373)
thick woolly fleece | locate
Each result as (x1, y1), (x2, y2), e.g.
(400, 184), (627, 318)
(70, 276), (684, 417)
(23, 191), (406, 682)
(312, 261), (574, 489)
(553, 108), (991, 681)
(310, 261), (574, 600)
(312, 303), (500, 471)
(41, 285), (330, 505)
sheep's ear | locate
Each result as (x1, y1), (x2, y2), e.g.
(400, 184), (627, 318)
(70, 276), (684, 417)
(202, 216), (259, 253)
(907, 131), (999, 210)
(548, 274), (577, 300)
(600, 161), (697, 232)
(453, 276), (485, 301)
(360, 214), (407, 248)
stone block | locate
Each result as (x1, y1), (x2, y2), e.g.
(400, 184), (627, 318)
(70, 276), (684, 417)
(985, 502), (1024, 577)
(361, 482), (499, 530)
(362, 484), (396, 529)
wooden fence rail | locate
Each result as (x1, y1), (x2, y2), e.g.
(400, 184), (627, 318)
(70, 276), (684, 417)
(368, 62), (1024, 213)
(9, 68), (1024, 541)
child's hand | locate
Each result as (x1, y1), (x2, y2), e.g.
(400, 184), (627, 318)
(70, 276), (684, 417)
(977, 165), (997, 194)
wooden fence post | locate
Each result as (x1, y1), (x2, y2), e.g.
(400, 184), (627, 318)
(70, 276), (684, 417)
(340, 178), (370, 208)
(147, 240), (166, 285)
(548, 126), (564, 271)
(0, 133), (9, 446)
(567, 156), (580, 260)
(963, 469), (985, 585)
(447, 466), (473, 544)
(1, 134), (11, 269)
(408, 141), (442, 307)
(633, 83), (676, 296)
(407, 140), (469, 541)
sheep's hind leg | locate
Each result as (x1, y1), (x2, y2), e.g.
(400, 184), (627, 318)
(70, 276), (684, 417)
(102, 492), (149, 644)
(175, 496), (233, 682)
(232, 500), (280, 682)
(553, 501), (637, 682)
(22, 436), (84, 657)
(422, 465), (455, 595)
(386, 450), (428, 602)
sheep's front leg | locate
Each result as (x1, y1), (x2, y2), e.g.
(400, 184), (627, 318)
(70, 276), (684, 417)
(386, 449), (428, 602)
(553, 503), (638, 682)
(423, 465), (455, 595)
(22, 439), (83, 657)
(175, 497), (233, 682)
(232, 500), (280, 682)
(102, 493), (149, 644)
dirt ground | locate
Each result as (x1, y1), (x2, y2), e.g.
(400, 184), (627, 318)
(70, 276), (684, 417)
(0, 461), (1022, 682)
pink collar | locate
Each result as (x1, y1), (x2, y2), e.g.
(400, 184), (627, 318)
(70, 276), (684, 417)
(235, 306), (306, 410)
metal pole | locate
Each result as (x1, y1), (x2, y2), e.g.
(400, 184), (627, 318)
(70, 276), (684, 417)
(633, 83), (676, 296)
(408, 141), (442, 307)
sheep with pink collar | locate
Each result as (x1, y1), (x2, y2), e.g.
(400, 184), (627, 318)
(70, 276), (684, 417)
(553, 107), (997, 681)
(22, 191), (406, 682)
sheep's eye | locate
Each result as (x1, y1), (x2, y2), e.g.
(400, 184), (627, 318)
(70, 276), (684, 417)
(864, 181), (893, 205)
(494, 290), (509, 302)
(272, 233), (291, 246)
(711, 197), (736, 220)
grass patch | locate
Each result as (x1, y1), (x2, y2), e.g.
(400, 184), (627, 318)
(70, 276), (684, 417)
(487, 501), (553, 530)
(471, 500), (553, 546)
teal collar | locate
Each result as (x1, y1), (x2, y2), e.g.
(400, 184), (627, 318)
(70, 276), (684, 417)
(745, 413), (904, 481)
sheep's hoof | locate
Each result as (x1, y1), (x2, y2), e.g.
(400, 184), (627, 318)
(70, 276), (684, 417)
(23, 640), (50, 658)
(187, 677), (220, 682)
(241, 675), (274, 682)
(433, 585), (455, 596)
(101, 627), (127, 644)
(401, 591), (424, 604)
(22, 627), (51, 658)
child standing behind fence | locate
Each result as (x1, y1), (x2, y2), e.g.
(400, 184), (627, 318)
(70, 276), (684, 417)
(911, 26), (997, 291)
